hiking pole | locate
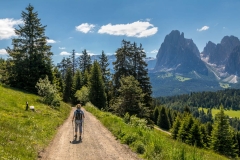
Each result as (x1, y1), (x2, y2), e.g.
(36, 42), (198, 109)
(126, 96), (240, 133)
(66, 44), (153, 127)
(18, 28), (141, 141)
(83, 120), (84, 138)
(70, 120), (74, 143)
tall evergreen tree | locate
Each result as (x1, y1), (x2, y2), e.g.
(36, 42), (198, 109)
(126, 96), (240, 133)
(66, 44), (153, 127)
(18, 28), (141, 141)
(113, 75), (146, 117)
(113, 40), (152, 117)
(57, 57), (72, 79)
(6, 4), (53, 92)
(113, 40), (131, 94)
(0, 58), (7, 84)
(133, 43), (152, 109)
(89, 61), (106, 109)
(79, 49), (91, 73)
(71, 69), (82, 104)
(177, 114), (194, 143)
(99, 50), (111, 108)
(157, 106), (170, 130)
(186, 119), (203, 147)
(63, 67), (73, 102)
(71, 49), (77, 76)
(170, 113), (182, 139)
(210, 105), (238, 158)
(52, 66), (63, 95)
(153, 107), (159, 123)
(237, 131), (240, 157)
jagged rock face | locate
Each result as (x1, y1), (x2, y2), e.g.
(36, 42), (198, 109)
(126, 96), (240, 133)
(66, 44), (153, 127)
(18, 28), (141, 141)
(201, 41), (216, 57)
(208, 36), (240, 65)
(225, 45), (240, 75)
(154, 30), (208, 75)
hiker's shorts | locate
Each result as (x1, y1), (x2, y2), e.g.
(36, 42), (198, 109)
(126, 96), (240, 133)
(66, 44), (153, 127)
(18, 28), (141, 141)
(75, 120), (83, 133)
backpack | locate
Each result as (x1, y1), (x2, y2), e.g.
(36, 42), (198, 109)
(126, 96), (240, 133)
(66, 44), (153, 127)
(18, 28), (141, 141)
(75, 110), (83, 120)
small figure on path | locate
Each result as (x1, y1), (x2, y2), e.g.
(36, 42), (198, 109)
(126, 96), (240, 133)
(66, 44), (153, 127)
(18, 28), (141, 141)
(72, 104), (85, 140)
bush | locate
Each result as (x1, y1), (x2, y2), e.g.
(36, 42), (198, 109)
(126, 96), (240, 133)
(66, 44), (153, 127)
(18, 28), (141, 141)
(132, 141), (145, 154)
(122, 132), (138, 145)
(123, 112), (130, 123)
(35, 76), (60, 108)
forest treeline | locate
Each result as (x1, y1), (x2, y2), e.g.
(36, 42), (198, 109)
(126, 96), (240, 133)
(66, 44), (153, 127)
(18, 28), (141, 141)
(155, 89), (240, 110)
(0, 4), (240, 158)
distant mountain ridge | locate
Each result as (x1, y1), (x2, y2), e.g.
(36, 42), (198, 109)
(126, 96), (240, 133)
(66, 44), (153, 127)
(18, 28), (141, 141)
(150, 30), (240, 97)
(91, 30), (240, 97)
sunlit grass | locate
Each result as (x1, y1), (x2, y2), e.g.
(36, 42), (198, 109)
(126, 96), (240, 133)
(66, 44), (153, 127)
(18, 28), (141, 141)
(157, 72), (173, 79)
(219, 82), (231, 88)
(200, 107), (240, 118)
(175, 75), (191, 82)
(0, 85), (71, 159)
(85, 103), (228, 160)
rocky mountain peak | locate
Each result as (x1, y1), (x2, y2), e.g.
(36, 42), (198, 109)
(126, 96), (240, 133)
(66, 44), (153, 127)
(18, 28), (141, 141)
(201, 41), (216, 57)
(208, 35), (240, 65)
(154, 30), (208, 75)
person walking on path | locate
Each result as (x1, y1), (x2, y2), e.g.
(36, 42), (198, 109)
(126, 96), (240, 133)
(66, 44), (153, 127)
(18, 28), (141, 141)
(72, 104), (85, 140)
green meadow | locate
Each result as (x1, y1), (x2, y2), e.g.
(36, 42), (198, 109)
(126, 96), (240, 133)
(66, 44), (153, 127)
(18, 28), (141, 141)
(175, 75), (191, 82)
(200, 107), (240, 118)
(85, 103), (229, 160)
(0, 85), (71, 159)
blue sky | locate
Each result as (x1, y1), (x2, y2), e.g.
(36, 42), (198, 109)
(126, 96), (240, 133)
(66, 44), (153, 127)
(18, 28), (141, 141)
(1, 0), (240, 64)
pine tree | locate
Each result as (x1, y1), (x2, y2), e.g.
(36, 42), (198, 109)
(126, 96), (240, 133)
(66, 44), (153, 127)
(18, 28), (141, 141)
(170, 113), (182, 139)
(114, 75), (146, 117)
(177, 114), (194, 143)
(186, 119), (203, 147)
(99, 50), (111, 108)
(0, 58), (7, 83)
(133, 43), (152, 109)
(63, 67), (73, 102)
(89, 61), (106, 109)
(79, 49), (91, 73)
(236, 131), (240, 157)
(57, 57), (72, 79)
(157, 106), (170, 130)
(113, 40), (132, 94)
(52, 66), (63, 95)
(6, 4), (53, 92)
(210, 105), (238, 158)
(71, 69), (82, 104)
(113, 40), (152, 117)
(153, 107), (159, 123)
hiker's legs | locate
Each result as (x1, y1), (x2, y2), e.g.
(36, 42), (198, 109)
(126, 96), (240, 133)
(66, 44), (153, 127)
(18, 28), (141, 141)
(79, 121), (83, 136)
(75, 121), (79, 136)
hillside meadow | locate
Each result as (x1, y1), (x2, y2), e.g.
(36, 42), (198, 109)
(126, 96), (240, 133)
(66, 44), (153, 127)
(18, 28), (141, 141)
(200, 107), (240, 118)
(0, 84), (235, 160)
(0, 85), (71, 159)
(85, 103), (229, 160)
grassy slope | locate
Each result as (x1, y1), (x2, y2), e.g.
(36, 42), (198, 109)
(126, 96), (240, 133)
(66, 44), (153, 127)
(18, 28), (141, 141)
(85, 103), (230, 160)
(0, 85), (71, 160)
(200, 107), (240, 118)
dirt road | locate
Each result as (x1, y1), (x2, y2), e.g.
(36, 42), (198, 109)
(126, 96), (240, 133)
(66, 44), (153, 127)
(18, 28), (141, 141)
(38, 107), (142, 160)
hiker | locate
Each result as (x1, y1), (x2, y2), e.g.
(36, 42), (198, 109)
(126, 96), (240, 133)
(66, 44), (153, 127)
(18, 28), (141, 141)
(72, 104), (85, 140)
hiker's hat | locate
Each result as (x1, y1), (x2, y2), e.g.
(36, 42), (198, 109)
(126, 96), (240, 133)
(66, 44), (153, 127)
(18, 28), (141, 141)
(77, 104), (81, 109)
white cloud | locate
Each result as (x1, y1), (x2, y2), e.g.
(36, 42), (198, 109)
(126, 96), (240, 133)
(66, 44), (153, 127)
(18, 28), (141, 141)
(197, 26), (209, 32)
(146, 18), (151, 22)
(60, 51), (70, 56)
(150, 49), (158, 54)
(76, 23), (95, 33)
(98, 21), (158, 38)
(0, 18), (23, 40)
(0, 49), (7, 55)
(59, 47), (66, 50)
(47, 39), (56, 43)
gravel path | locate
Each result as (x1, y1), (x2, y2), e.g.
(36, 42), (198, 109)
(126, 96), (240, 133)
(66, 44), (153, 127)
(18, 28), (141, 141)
(38, 107), (142, 160)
